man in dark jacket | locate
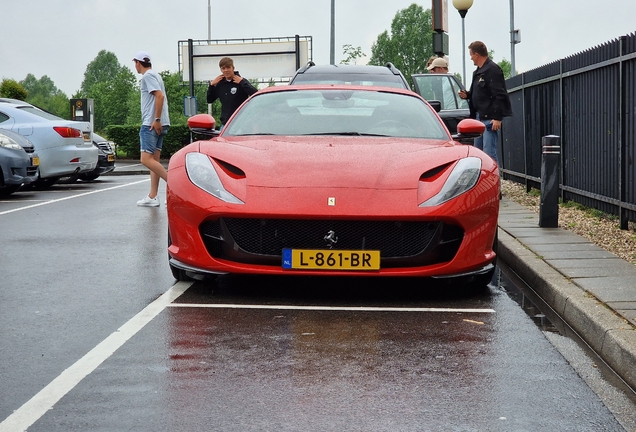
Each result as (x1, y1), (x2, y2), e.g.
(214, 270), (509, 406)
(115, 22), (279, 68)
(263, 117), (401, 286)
(458, 41), (512, 164)
(207, 57), (258, 127)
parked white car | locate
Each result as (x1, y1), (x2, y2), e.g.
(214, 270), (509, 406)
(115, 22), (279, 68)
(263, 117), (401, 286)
(0, 98), (98, 187)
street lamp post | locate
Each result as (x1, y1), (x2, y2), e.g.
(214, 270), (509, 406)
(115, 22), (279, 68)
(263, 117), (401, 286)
(509, 0), (521, 76)
(330, 0), (335, 64)
(452, 0), (474, 85)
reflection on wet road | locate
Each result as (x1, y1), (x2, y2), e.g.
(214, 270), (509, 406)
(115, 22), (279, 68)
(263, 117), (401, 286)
(0, 179), (631, 431)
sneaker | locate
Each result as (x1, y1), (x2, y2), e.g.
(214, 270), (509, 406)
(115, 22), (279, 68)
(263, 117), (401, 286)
(137, 195), (159, 207)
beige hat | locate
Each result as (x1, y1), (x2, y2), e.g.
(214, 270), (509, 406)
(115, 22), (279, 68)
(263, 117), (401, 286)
(427, 57), (448, 71)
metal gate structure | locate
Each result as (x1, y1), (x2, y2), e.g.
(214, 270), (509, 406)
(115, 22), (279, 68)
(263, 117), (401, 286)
(500, 33), (636, 229)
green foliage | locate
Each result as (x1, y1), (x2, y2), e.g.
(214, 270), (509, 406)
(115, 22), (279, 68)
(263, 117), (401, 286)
(488, 49), (514, 79)
(20, 74), (69, 118)
(80, 50), (122, 95)
(160, 71), (212, 126)
(77, 51), (137, 132)
(0, 79), (28, 100)
(499, 58), (513, 79)
(368, 4), (434, 88)
(125, 70), (215, 127)
(105, 124), (193, 159)
(341, 44), (366, 65)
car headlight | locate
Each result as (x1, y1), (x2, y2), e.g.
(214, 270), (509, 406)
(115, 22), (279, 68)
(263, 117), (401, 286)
(185, 152), (244, 204)
(0, 136), (23, 151)
(419, 157), (481, 207)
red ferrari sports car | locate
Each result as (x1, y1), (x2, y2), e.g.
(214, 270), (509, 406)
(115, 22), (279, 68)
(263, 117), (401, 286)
(167, 85), (499, 287)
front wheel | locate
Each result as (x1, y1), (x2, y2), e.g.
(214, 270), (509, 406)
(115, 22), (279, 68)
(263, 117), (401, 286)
(0, 184), (20, 197)
(169, 261), (195, 282)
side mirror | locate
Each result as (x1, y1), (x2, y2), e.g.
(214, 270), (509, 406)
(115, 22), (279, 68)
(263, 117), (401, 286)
(452, 118), (486, 144)
(188, 114), (219, 138)
(428, 100), (442, 113)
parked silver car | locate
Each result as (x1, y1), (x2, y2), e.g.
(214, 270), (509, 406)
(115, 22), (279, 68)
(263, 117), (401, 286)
(0, 99), (97, 187)
(77, 133), (116, 181)
(0, 129), (39, 196)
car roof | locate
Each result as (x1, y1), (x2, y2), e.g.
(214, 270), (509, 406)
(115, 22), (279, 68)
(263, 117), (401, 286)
(290, 62), (410, 88)
(296, 62), (402, 76)
(0, 98), (29, 105)
(258, 84), (422, 97)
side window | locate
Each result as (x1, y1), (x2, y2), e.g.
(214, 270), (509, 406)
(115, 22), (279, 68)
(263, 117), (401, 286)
(0, 111), (10, 124)
(446, 79), (469, 110)
(413, 77), (436, 101)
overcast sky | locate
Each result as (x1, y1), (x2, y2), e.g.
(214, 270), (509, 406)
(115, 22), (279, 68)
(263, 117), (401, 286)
(2, 0), (635, 96)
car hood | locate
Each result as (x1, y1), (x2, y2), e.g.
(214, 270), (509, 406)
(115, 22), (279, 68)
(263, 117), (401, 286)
(197, 136), (469, 190)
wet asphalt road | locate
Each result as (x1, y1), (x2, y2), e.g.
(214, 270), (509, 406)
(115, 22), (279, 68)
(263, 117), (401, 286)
(0, 175), (633, 431)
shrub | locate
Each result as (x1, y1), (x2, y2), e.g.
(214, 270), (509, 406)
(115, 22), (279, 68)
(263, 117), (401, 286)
(104, 124), (193, 159)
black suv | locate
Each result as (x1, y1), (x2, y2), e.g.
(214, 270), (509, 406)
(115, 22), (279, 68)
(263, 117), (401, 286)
(290, 62), (410, 89)
(411, 73), (470, 134)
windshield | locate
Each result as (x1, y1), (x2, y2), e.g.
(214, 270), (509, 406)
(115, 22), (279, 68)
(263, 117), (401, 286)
(223, 89), (448, 139)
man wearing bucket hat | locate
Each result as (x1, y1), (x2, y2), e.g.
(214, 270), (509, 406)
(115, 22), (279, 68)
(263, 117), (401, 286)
(133, 51), (170, 207)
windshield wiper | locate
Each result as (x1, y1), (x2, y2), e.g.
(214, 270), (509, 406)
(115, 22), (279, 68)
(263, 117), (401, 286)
(233, 133), (276, 136)
(302, 132), (388, 137)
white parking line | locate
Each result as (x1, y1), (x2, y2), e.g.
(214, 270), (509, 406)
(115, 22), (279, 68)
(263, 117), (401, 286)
(169, 303), (496, 313)
(0, 179), (149, 216)
(0, 282), (191, 432)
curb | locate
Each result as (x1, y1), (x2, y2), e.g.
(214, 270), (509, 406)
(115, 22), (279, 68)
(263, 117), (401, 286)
(498, 228), (636, 390)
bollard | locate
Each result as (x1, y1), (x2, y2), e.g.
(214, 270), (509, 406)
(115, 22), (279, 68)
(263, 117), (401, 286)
(539, 135), (560, 228)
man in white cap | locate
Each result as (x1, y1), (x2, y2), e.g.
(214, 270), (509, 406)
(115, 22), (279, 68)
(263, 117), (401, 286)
(133, 51), (170, 207)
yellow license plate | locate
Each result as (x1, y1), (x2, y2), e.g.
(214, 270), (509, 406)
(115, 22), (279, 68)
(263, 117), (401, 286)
(107, 154), (115, 162)
(282, 249), (380, 270)
(32, 156), (40, 166)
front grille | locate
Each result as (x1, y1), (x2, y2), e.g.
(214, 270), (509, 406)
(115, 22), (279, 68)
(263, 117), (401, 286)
(96, 142), (113, 152)
(199, 218), (464, 268)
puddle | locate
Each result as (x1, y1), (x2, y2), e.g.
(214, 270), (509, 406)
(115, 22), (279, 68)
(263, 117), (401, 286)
(495, 261), (636, 416)
(495, 266), (559, 333)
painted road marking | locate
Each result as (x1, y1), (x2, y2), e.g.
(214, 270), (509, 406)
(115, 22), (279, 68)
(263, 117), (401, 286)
(0, 179), (148, 216)
(0, 282), (191, 432)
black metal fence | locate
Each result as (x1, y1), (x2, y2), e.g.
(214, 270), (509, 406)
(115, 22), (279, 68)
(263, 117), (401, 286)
(500, 33), (636, 229)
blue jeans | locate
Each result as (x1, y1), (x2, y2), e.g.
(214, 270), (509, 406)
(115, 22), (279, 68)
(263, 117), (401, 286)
(473, 115), (499, 165)
(139, 125), (169, 154)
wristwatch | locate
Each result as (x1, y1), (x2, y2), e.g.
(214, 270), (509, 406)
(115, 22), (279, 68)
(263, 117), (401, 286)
(155, 118), (161, 122)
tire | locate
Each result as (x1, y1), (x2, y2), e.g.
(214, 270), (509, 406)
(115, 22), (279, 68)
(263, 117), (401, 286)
(170, 261), (195, 282)
(168, 229), (193, 282)
(473, 229), (499, 290)
(0, 184), (20, 197)
(78, 172), (100, 181)
(32, 177), (59, 188)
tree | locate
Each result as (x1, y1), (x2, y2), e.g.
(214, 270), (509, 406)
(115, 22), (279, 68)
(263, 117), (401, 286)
(488, 50), (513, 80)
(341, 44), (366, 65)
(80, 50), (122, 96)
(126, 71), (213, 127)
(498, 58), (513, 80)
(20, 74), (69, 118)
(0, 79), (28, 100)
(79, 51), (136, 132)
(368, 4), (434, 88)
